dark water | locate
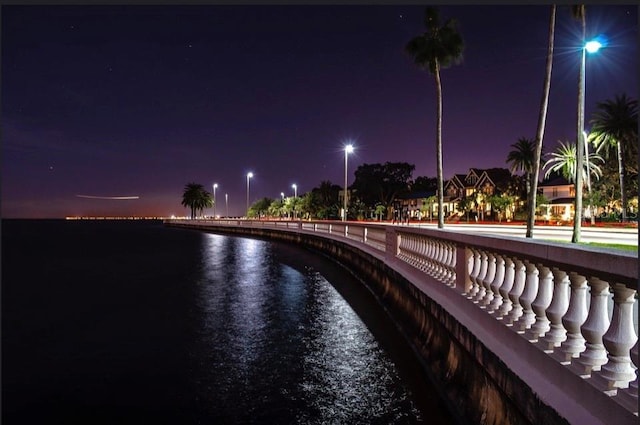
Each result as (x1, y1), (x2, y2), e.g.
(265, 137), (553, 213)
(2, 219), (455, 424)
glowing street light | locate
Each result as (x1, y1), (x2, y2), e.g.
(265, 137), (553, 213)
(281, 192), (285, 201)
(574, 36), (604, 242)
(585, 39), (602, 54)
(246, 172), (253, 216)
(343, 144), (354, 221)
(225, 193), (228, 217)
(212, 183), (218, 218)
(292, 183), (297, 198)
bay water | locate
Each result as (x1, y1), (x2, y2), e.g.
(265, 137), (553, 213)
(2, 219), (455, 424)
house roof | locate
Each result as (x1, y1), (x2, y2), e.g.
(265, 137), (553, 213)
(397, 190), (436, 200)
(539, 175), (572, 187)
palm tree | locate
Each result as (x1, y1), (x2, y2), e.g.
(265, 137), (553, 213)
(543, 141), (604, 182)
(571, 4), (586, 242)
(527, 5), (556, 238)
(181, 183), (213, 219)
(588, 94), (638, 221)
(406, 7), (464, 229)
(506, 137), (536, 198)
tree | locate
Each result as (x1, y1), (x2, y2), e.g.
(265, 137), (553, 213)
(488, 195), (513, 223)
(543, 141), (604, 182)
(248, 197), (273, 218)
(457, 196), (475, 222)
(181, 183), (213, 219)
(527, 5), (556, 238)
(406, 7), (464, 229)
(506, 137), (536, 197)
(588, 94), (638, 221)
(350, 162), (415, 219)
(411, 176), (438, 192)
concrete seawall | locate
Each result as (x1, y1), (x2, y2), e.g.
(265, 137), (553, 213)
(166, 221), (637, 424)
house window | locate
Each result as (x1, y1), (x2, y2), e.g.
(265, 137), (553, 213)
(569, 187), (575, 197)
(552, 188), (558, 198)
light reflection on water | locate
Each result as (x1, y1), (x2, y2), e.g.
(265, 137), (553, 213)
(193, 234), (424, 423)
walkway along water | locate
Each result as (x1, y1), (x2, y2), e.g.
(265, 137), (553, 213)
(165, 219), (638, 425)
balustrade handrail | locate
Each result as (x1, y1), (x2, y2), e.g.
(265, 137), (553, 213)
(178, 218), (637, 289)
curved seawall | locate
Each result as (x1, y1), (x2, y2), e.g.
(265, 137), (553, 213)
(166, 220), (637, 425)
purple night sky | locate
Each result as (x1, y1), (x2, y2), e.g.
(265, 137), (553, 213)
(2, 5), (637, 218)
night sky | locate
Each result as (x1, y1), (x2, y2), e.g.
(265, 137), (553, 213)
(2, 5), (637, 218)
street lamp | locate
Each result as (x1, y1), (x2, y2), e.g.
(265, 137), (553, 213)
(281, 192), (285, 201)
(225, 193), (228, 217)
(246, 172), (253, 217)
(343, 144), (354, 221)
(574, 36), (603, 242)
(212, 183), (218, 218)
(291, 184), (298, 219)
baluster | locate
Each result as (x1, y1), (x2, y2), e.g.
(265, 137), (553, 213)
(539, 268), (570, 352)
(496, 256), (515, 319)
(472, 250), (488, 303)
(614, 340), (638, 414)
(407, 235), (416, 267)
(417, 236), (429, 271)
(422, 238), (434, 272)
(437, 242), (453, 283)
(465, 248), (481, 299)
(525, 264), (553, 341)
(446, 242), (457, 287)
(432, 240), (445, 279)
(440, 242), (454, 286)
(591, 283), (638, 392)
(479, 252), (496, 307)
(504, 257), (525, 325)
(570, 277), (610, 376)
(487, 253), (506, 313)
(512, 260), (539, 332)
(554, 273), (588, 364)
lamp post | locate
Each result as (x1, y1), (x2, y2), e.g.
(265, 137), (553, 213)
(343, 144), (354, 221)
(281, 192), (285, 201)
(246, 172), (253, 217)
(225, 193), (228, 217)
(574, 37), (602, 242)
(291, 183), (298, 219)
(212, 183), (218, 218)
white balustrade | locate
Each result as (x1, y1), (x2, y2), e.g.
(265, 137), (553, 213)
(166, 219), (638, 415)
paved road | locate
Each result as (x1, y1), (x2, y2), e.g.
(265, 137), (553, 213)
(405, 222), (638, 246)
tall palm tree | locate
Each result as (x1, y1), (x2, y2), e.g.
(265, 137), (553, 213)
(506, 137), (536, 198)
(406, 7), (464, 229)
(571, 4), (586, 242)
(527, 5), (556, 238)
(543, 141), (604, 182)
(588, 94), (638, 222)
(181, 183), (213, 219)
